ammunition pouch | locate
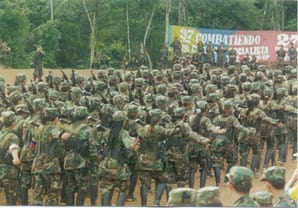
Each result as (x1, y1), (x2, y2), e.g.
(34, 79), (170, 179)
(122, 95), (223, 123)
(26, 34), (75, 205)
(136, 152), (163, 171)
(98, 157), (130, 181)
(0, 148), (13, 166)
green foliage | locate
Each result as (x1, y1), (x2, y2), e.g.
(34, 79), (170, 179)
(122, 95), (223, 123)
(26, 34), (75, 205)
(0, 0), (296, 68)
(30, 20), (61, 68)
(0, 0), (31, 67)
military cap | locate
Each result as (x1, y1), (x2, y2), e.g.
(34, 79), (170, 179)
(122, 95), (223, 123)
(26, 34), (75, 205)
(190, 71), (199, 79)
(1, 111), (16, 125)
(190, 83), (201, 93)
(60, 81), (70, 92)
(248, 93), (260, 103)
(181, 95), (193, 105)
(173, 63), (182, 71)
(113, 94), (125, 106)
(107, 68), (115, 76)
(273, 69), (283, 77)
(100, 103), (114, 115)
(37, 82), (49, 93)
(95, 81), (107, 91)
(173, 70), (181, 79)
(242, 82), (251, 91)
(118, 82), (129, 92)
(52, 75), (62, 85)
(226, 166), (254, 188)
(156, 95), (168, 107)
(260, 166), (286, 183)
(251, 191), (273, 207)
(189, 78), (199, 85)
(167, 188), (197, 206)
(195, 186), (222, 206)
(227, 65), (237, 73)
(258, 64), (266, 72)
(167, 84), (178, 94)
(155, 71), (164, 81)
(109, 90), (119, 98)
(72, 106), (89, 120)
(242, 66), (251, 74)
(289, 68), (297, 78)
(265, 79), (273, 87)
(144, 94), (154, 103)
(33, 98), (47, 111)
(238, 72), (247, 82)
(112, 110), (127, 121)
(202, 63), (211, 71)
(276, 87), (288, 97)
(276, 74), (286, 82)
(124, 71), (133, 82)
(15, 73), (27, 84)
(207, 92), (219, 103)
(250, 82), (261, 92)
(157, 84), (167, 95)
(221, 75), (230, 84)
(126, 103), (138, 114)
(48, 89), (59, 101)
(263, 87), (273, 98)
(71, 87), (83, 97)
(76, 74), (85, 84)
(174, 107), (186, 118)
(196, 100), (208, 112)
(97, 70), (106, 79)
(108, 74), (118, 83)
(135, 78), (144, 87)
(8, 90), (22, 104)
(43, 107), (59, 121)
(149, 109), (163, 120)
(142, 69), (150, 79)
(15, 104), (30, 114)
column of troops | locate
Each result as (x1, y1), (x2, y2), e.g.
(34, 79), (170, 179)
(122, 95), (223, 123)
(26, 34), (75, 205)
(0, 46), (297, 206)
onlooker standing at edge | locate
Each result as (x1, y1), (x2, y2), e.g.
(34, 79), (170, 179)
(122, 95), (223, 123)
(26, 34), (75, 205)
(33, 46), (45, 82)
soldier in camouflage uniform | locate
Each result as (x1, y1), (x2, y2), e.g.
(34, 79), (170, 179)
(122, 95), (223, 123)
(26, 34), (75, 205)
(261, 166), (296, 208)
(32, 46), (45, 82)
(189, 101), (226, 188)
(276, 45), (286, 70)
(212, 100), (252, 186)
(226, 166), (259, 207)
(62, 106), (97, 205)
(31, 108), (69, 205)
(288, 43), (297, 67)
(195, 186), (223, 206)
(238, 93), (277, 174)
(136, 108), (179, 206)
(0, 111), (21, 205)
(251, 191), (273, 207)
(166, 107), (210, 188)
(167, 188), (197, 206)
(98, 111), (140, 206)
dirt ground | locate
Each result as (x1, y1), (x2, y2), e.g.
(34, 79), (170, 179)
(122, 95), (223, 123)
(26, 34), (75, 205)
(0, 67), (297, 206)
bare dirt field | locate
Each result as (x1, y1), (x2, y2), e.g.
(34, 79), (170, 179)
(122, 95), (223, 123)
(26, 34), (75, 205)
(0, 67), (297, 206)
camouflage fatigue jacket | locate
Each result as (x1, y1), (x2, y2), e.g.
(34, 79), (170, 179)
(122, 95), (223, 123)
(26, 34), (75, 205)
(273, 192), (296, 208)
(233, 194), (260, 207)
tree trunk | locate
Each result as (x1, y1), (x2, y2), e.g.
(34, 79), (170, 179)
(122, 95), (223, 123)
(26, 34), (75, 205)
(143, 4), (156, 69)
(165, 0), (171, 44)
(126, 2), (131, 60)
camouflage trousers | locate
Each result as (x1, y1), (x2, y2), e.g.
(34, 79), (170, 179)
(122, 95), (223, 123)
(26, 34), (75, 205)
(32, 173), (62, 205)
(0, 165), (18, 205)
(64, 168), (89, 193)
(33, 64), (43, 81)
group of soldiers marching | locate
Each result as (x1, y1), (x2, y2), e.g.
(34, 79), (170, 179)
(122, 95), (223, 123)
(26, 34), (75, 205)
(0, 49), (297, 206)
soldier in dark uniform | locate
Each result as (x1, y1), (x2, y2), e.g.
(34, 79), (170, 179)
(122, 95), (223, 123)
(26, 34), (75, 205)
(33, 46), (45, 82)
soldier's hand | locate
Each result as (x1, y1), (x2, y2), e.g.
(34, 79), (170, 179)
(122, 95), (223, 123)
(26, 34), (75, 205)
(277, 122), (284, 128)
(61, 132), (71, 141)
(218, 128), (227, 134)
(12, 158), (21, 166)
(133, 140), (140, 151)
(248, 127), (256, 135)
(201, 138), (210, 145)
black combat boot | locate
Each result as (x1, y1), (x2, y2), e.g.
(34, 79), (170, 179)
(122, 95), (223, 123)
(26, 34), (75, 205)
(214, 166), (221, 186)
(76, 191), (86, 206)
(140, 184), (149, 206)
(101, 191), (112, 206)
(65, 191), (74, 206)
(154, 182), (166, 206)
(116, 192), (127, 206)
(264, 149), (273, 169)
(126, 173), (138, 201)
(89, 184), (98, 206)
(200, 169), (207, 188)
(188, 168), (195, 188)
(20, 188), (28, 205)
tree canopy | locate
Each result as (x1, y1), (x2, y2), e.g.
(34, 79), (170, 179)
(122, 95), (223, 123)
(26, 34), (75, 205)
(0, 0), (296, 68)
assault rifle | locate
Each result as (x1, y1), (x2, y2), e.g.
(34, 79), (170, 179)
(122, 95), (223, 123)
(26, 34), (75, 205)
(60, 69), (69, 82)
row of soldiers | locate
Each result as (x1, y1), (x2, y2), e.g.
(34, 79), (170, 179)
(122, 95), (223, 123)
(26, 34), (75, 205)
(0, 60), (297, 206)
